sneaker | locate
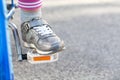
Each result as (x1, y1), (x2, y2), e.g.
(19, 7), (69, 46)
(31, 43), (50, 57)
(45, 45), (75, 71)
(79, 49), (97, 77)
(21, 18), (64, 54)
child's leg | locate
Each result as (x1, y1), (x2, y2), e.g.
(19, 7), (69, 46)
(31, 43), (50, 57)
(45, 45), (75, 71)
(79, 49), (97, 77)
(18, 0), (42, 23)
(18, 0), (64, 54)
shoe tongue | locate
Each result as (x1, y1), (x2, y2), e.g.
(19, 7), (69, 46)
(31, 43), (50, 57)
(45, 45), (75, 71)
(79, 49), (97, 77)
(29, 18), (48, 28)
(29, 19), (42, 28)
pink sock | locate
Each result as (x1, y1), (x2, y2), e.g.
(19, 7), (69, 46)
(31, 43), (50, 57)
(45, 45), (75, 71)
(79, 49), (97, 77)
(18, 0), (43, 10)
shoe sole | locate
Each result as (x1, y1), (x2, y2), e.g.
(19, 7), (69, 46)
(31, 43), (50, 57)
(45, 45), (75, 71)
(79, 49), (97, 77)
(24, 42), (65, 55)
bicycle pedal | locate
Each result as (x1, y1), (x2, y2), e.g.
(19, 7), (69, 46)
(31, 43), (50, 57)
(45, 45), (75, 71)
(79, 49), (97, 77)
(27, 50), (59, 64)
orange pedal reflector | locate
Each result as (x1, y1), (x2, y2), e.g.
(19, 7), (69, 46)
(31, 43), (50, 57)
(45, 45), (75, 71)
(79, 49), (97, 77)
(27, 51), (59, 64)
(33, 56), (51, 61)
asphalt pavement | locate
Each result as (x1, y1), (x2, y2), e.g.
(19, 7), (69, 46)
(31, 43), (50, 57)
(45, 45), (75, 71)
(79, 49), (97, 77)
(10, 0), (120, 80)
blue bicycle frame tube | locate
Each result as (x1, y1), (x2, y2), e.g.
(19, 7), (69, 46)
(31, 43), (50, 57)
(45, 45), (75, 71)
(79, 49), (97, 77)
(7, 0), (15, 20)
(0, 0), (14, 80)
(12, 0), (14, 6)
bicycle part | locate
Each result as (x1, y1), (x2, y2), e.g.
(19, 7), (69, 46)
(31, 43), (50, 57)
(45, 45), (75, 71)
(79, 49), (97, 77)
(0, 0), (14, 80)
(8, 22), (23, 61)
(27, 49), (59, 64)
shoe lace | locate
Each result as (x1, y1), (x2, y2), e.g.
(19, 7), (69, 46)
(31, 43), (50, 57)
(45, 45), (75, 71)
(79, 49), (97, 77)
(33, 25), (53, 36)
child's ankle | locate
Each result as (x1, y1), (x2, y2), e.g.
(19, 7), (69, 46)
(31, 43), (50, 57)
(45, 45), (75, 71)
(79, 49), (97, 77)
(20, 9), (42, 23)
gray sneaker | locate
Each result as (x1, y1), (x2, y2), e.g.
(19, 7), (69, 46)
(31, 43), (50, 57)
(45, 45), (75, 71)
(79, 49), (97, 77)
(21, 18), (64, 54)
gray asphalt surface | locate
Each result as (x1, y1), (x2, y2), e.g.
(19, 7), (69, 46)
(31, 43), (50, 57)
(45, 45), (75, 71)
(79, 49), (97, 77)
(11, 0), (120, 80)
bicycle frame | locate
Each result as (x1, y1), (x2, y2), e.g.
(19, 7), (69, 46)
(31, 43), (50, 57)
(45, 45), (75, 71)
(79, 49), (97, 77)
(7, 0), (23, 61)
(0, 0), (23, 79)
(0, 0), (14, 79)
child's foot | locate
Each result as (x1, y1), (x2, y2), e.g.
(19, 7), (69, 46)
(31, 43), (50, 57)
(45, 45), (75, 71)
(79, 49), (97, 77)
(21, 18), (64, 54)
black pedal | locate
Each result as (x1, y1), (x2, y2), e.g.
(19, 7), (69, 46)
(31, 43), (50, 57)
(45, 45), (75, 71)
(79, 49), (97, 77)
(22, 54), (27, 60)
(7, 4), (12, 11)
(7, 4), (18, 11)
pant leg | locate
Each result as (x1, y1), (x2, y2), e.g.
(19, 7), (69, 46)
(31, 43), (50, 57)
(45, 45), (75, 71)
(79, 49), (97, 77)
(18, 0), (43, 10)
